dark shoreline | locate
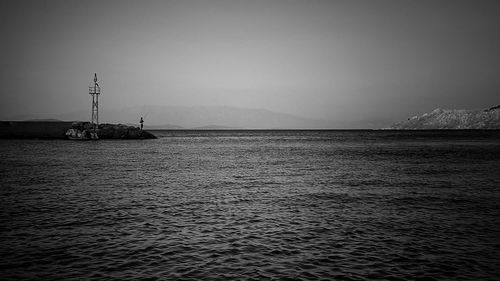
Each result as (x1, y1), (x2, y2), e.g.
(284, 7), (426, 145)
(0, 121), (156, 139)
(2, 121), (499, 140)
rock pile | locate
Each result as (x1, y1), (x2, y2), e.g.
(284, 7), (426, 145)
(70, 122), (156, 139)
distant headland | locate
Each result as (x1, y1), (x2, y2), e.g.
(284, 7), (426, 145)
(0, 120), (156, 139)
(389, 105), (500, 129)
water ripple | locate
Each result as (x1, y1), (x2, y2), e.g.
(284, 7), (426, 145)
(1, 131), (500, 280)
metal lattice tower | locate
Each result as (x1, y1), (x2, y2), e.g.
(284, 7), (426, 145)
(89, 73), (101, 131)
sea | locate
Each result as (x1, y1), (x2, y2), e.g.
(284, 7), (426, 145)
(1, 130), (499, 281)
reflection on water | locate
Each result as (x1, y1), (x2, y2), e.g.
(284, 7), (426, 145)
(1, 130), (500, 280)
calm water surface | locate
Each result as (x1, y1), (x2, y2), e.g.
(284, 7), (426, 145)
(1, 130), (500, 280)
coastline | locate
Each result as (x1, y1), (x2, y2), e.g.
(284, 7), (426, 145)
(0, 121), (156, 139)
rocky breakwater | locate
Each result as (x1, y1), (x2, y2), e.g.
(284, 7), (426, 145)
(0, 121), (73, 139)
(0, 120), (156, 139)
(69, 122), (156, 139)
(389, 105), (500, 129)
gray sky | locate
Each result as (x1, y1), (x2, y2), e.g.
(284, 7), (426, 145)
(1, 0), (499, 127)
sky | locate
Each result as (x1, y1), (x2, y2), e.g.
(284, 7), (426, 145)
(1, 0), (499, 127)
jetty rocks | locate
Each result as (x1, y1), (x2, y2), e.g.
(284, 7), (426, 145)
(71, 122), (156, 139)
(0, 120), (156, 139)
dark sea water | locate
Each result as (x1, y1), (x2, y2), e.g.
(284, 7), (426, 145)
(1, 130), (500, 280)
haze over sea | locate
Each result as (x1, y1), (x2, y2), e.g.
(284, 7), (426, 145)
(1, 130), (499, 280)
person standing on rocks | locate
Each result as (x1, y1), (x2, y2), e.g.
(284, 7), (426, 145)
(140, 117), (144, 131)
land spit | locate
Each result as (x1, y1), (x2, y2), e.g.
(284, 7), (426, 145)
(0, 121), (156, 139)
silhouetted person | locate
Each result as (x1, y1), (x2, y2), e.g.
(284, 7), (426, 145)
(140, 117), (144, 130)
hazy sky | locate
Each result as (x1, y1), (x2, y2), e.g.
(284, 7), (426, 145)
(1, 0), (499, 126)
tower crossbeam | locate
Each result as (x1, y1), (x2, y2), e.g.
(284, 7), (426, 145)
(89, 73), (101, 131)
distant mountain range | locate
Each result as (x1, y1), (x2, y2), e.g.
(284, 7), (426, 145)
(389, 105), (500, 129)
(10, 105), (334, 129)
(124, 105), (332, 129)
(7, 105), (499, 129)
